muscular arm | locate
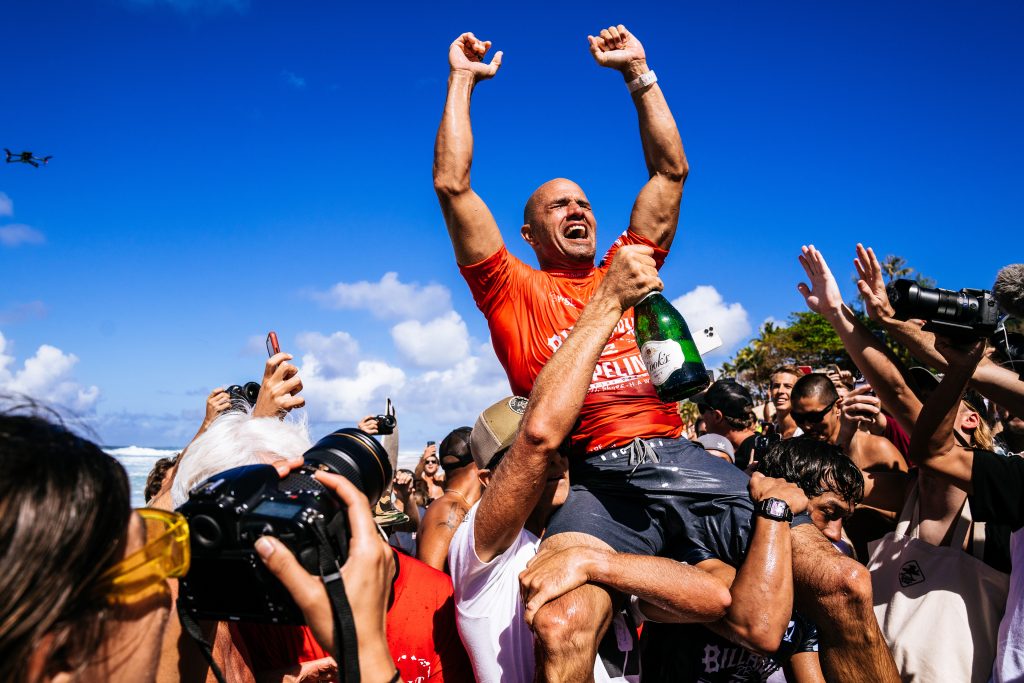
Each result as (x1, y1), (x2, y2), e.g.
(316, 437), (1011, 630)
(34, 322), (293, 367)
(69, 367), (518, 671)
(433, 34), (504, 266)
(520, 547), (730, 625)
(416, 498), (466, 571)
(589, 26), (686, 250)
(694, 474), (809, 656)
(474, 246), (662, 561)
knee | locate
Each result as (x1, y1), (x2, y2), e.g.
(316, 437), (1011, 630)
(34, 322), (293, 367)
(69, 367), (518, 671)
(820, 559), (874, 615)
(532, 597), (598, 653)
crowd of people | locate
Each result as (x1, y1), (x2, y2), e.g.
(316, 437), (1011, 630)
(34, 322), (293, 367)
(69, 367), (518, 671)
(2, 23), (1024, 683)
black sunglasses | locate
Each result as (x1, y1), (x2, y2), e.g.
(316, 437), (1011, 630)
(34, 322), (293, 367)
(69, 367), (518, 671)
(791, 397), (839, 425)
(424, 458), (439, 465)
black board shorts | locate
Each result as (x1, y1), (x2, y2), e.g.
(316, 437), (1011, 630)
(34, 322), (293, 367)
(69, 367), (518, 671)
(545, 436), (809, 566)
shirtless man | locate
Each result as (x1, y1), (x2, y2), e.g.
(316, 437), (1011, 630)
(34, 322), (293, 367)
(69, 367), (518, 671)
(434, 26), (897, 682)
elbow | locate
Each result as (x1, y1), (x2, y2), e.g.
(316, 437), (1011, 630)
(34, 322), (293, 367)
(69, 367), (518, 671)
(432, 167), (471, 198)
(518, 415), (565, 455)
(654, 161), (688, 185)
(746, 627), (784, 658)
(704, 585), (732, 622)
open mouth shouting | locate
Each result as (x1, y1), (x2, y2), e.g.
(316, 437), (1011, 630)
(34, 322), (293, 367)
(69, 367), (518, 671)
(563, 222), (589, 241)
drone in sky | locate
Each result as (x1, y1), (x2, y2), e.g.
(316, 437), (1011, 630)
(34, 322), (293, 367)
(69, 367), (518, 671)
(5, 149), (53, 168)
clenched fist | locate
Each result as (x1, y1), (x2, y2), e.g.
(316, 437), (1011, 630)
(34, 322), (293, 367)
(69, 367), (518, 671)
(449, 32), (502, 81)
(588, 25), (646, 72)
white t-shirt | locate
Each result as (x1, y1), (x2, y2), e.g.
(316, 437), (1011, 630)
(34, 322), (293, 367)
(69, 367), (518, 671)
(993, 529), (1024, 682)
(448, 502), (637, 683)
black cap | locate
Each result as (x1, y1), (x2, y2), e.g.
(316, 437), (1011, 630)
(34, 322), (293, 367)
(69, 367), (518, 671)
(690, 379), (753, 420)
(439, 426), (475, 474)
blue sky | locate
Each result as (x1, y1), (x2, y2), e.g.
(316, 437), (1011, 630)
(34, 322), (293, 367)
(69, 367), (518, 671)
(2, 0), (1022, 448)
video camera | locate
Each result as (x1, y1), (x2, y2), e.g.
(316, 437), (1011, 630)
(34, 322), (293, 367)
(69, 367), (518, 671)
(177, 428), (392, 624)
(887, 279), (1003, 340)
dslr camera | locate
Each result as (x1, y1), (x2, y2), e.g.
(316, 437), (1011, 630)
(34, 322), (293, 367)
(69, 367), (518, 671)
(887, 279), (1002, 340)
(178, 428), (392, 624)
(373, 397), (396, 435)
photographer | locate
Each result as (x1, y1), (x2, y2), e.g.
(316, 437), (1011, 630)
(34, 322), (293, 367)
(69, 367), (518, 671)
(906, 336), (1024, 683)
(0, 407), (180, 683)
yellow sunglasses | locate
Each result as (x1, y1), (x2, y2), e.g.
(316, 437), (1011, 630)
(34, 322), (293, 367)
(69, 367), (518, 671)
(100, 508), (190, 605)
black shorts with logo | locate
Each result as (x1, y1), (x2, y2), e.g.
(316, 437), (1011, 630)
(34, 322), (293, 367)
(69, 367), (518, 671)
(545, 436), (808, 566)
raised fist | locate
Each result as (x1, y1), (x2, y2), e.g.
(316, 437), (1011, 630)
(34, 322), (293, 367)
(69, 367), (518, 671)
(449, 32), (502, 81)
(588, 25), (646, 71)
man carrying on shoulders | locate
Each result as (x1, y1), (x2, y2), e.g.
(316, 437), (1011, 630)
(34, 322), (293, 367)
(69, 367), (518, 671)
(434, 26), (898, 683)
(448, 246), (731, 683)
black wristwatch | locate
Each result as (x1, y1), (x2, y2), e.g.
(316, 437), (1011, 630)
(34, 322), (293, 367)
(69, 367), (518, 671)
(756, 497), (793, 522)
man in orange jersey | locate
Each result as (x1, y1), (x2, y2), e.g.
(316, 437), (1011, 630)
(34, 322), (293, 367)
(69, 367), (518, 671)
(433, 26), (898, 683)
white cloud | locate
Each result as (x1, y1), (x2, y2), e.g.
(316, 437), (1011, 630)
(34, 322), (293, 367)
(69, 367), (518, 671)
(391, 311), (471, 368)
(0, 224), (45, 247)
(283, 70), (306, 89)
(671, 285), (752, 358)
(0, 332), (100, 412)
(0, 192), (12, 217)
(296, 331), (360, 377)
(312, 272), (452, 321)
(300, 358), (407, 423)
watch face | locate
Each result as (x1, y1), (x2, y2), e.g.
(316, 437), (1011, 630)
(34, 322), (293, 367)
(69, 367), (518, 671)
(767, 499), (787, 517)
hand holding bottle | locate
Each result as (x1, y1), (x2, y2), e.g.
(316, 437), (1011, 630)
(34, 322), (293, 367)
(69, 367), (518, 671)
(597, 244), (663, 312)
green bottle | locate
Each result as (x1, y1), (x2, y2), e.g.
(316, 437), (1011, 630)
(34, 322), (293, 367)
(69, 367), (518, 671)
(634, 291), (710, 402)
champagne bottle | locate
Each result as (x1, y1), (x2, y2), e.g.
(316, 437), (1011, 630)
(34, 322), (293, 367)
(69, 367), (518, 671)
(634, 292), (710, 402)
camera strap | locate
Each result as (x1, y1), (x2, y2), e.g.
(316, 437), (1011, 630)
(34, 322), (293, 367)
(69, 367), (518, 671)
(312, 518), (362, 683)
(176, 600), (229, 683)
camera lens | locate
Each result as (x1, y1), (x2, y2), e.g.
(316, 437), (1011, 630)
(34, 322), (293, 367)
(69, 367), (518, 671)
(298, 428), (392, 503)
(243, 382), (261, 406)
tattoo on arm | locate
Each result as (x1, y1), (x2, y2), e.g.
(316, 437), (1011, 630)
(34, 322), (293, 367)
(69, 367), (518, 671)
(440, 503), (467, 531)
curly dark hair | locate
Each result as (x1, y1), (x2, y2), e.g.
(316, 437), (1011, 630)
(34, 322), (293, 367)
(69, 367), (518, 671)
(756, 436), (864, 505)
(0, 411), (131, 682)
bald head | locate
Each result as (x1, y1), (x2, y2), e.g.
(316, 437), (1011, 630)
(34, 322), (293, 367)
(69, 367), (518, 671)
(524, 178), (587, 225)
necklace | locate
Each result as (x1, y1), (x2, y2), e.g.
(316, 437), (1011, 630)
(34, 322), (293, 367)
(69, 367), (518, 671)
(443, 488), (470, 505)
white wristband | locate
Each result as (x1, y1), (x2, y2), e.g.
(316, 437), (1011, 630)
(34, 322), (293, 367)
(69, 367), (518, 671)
(627, 70), (657, 93)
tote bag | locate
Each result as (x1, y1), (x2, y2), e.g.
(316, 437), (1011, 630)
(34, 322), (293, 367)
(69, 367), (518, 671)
(867, 485), (1009, 682)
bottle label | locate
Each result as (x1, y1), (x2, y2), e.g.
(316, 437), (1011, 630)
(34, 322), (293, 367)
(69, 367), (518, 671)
(640, 339), (685, 386)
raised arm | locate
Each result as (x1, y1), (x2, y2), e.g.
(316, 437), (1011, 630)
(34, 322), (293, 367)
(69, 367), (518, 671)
(473, 245), (662, 561)
(907, 337), (986, 490)
(857, 244), (1024, 418)
(433, 32), (505, 266)
(797, 244), (921, 434)
(589, 25), (687, 250)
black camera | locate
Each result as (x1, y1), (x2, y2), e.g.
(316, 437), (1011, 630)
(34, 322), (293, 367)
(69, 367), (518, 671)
(373, 397), (396, 435)
(226, 382), (261, 408)
(177, 428), (392, 624)
(887, 279), (1003, 340)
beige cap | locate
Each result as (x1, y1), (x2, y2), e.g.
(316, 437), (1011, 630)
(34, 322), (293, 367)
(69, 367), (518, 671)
(470, 396), (528, 469)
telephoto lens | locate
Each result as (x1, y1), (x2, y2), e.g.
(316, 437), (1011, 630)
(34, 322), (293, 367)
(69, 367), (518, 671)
(177, 428), (392, 624)
(887, 279), (1002, 339)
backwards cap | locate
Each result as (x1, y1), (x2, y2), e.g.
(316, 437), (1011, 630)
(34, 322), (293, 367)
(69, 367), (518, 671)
(470, 396), (528, 469)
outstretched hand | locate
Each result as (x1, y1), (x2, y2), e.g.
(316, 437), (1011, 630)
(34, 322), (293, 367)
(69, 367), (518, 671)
(797, 244), (844, 317)
(588, 25), (646, 71)
(598, 244), (662, 312)
(449, 32), (502, 81)
(854, 243), (896, 321)
(253, 352), (305, 418)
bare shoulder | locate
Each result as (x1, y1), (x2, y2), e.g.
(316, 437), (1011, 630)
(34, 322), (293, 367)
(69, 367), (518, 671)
(422, 495), (471, 531)
(851, 431), (907, 471)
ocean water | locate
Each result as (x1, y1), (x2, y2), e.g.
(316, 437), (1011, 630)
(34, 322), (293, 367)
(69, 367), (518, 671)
(108, 446), (427, 508)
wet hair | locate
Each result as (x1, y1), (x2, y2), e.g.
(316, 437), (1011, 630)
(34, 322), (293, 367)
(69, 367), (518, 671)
(144, 452), (180, 503)
(757, 436), (864, 505)
(0, 410), (132, 682)
(792, 372), (840, 405)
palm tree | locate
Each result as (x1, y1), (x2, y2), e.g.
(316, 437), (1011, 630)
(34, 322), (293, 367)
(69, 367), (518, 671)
(880, 255), (913, 284)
